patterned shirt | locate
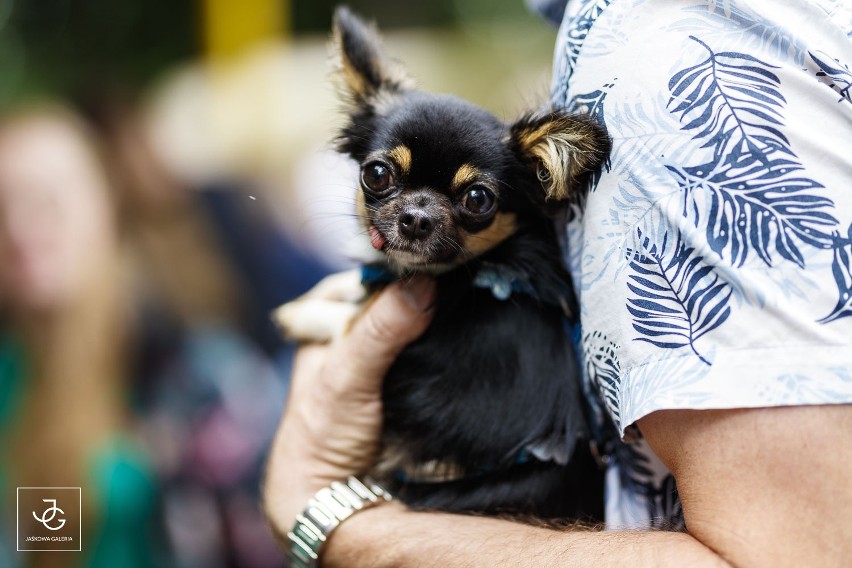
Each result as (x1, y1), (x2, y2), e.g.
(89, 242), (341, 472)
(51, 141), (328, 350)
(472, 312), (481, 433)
(535, 0), (852, 528)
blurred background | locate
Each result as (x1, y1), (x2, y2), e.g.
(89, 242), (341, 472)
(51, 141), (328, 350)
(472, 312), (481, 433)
(0, 1), (557, 566)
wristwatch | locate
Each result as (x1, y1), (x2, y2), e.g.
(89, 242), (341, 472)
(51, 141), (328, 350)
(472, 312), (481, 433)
(288, 475), (393, 567)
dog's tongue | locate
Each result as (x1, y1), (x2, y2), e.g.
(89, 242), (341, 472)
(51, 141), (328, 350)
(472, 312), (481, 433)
(369, 226), (386, 251)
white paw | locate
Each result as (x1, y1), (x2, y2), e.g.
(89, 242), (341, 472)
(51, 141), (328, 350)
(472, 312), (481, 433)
(272, 270), (366, 342)
(303, 270), (366, 302)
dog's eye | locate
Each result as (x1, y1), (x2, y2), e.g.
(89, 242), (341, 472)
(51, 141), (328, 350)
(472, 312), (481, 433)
(462, 185), (496, 216)
(361, 161), (392, 195)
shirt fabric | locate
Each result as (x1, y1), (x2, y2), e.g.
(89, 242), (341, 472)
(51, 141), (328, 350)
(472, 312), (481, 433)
(537, 0), (852, 529)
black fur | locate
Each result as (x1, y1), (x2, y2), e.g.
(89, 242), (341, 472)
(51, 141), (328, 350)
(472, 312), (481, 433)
(380, 229), (602, 519)
(334, 6), (409, 101)
(333, 7), (612, 521)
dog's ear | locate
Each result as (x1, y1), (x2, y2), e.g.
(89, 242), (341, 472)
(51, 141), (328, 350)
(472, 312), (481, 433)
(332, 6), (411, 104)
(508, 110), (611, 200)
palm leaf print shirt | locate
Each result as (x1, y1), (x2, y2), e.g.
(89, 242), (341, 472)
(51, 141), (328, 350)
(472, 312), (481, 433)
(533, 0), (852, 529)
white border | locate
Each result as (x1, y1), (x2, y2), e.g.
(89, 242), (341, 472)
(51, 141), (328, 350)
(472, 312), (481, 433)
(16, 487), (82, 552)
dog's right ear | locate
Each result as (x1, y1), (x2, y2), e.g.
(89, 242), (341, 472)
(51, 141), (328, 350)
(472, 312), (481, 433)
(332, 6), (411, 105)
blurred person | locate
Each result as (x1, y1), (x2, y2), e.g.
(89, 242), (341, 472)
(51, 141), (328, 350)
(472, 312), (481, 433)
(92, 97), (295, 568)
(83, 92), (332, 566)
(0, 102), (290, 568)
(0, 104), (160, 568)
(85, 92), (330, 355)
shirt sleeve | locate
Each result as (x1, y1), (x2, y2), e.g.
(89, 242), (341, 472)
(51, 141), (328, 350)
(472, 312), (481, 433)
(552, 0), (852, 438)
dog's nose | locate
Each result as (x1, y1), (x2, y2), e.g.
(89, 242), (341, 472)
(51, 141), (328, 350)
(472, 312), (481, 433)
(398, 210), (434, 240)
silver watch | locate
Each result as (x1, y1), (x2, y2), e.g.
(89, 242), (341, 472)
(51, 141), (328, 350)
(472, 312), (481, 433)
(288, 475), (393, 567)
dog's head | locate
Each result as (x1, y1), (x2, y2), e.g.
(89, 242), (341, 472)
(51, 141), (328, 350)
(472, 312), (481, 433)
(332, 7), (610, 271)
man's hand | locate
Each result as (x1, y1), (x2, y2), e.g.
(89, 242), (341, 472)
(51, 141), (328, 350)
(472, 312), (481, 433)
(263, 275), (435, 540)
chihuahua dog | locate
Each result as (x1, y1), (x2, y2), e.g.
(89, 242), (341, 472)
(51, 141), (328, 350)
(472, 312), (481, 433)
(276, 7), (611, 520)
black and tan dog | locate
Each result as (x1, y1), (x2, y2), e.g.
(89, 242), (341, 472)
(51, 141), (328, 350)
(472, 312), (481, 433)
(276, 7), (611, 520)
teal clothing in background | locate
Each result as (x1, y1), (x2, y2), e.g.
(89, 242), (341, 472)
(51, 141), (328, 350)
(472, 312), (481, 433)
(0, 334), (164, 568)
(0, 334), (26, 568)
(85, 440), (165, 568)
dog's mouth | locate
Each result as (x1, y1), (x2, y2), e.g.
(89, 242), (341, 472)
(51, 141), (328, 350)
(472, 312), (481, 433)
(368, 223), (459, 269)
(369, 225), (387, 251)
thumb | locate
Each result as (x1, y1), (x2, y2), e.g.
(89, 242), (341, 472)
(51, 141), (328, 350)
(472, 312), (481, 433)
(336, 275), (436, 390)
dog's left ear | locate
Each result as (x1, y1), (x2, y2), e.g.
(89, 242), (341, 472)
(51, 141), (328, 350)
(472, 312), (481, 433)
(508, 110), (611, 200)
(332, 6), (412, 105)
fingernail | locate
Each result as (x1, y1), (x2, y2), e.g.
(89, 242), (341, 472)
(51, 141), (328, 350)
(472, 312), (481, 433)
(399, 275), (435, 312)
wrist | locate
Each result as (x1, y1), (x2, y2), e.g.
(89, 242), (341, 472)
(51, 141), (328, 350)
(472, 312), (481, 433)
(277, 475), (395, 567)
(264, 412), (384, 544)
(263, 432), (344, 539)
(322, 500), (409, 568)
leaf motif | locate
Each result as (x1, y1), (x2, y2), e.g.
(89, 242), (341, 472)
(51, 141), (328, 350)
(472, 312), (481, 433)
(666, 37), (838, 268)
(582, 330), (622, 429)
(620, 349), (715, 429)
(590, 96), (697, 282)
(672, 1), (807, 64)
(572, 84), (615, 192)
(818, 226), (852, 324)
(562, 0), (613, 81)
(551, 0), (612, 106)
(667, 36), (790, 166)
(809, 50), (852, 104)
(667, 155), (837, 268)
(611, 440), (684, 530)
(646, 474), (685, 530)
(572, 86), (611, 135)
(614, 441), (654, 489)
(626, 228), (732, 365)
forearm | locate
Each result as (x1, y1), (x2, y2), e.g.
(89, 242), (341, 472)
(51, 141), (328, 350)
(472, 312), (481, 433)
(323, 502), (730, 568)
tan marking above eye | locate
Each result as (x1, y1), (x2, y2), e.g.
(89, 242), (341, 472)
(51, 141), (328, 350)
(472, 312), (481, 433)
(460, 212), (517, 256)
(451, 163), (480, 192)
(387, 145), (412, 174)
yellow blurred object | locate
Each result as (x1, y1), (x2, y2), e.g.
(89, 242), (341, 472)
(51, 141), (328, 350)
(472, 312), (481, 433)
(203, 0), (288, 59)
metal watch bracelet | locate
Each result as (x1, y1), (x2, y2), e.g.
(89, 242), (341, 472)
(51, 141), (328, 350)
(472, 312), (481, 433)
(287, 475), (393, 567)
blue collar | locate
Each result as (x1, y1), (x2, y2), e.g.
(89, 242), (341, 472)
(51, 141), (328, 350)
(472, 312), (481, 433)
(361, 262), (572, 311)
(472, 261), (539, 301)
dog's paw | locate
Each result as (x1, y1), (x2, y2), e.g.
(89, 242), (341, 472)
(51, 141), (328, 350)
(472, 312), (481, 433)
(273, 299), (361, 343)
(272, 270), (366, 343)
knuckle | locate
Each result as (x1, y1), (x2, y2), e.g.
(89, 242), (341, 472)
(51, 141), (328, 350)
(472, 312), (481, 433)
(360, 310), (399, 345)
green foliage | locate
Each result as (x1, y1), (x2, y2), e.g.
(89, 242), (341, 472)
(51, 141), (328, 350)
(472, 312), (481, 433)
(0, 0), (196, 103)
